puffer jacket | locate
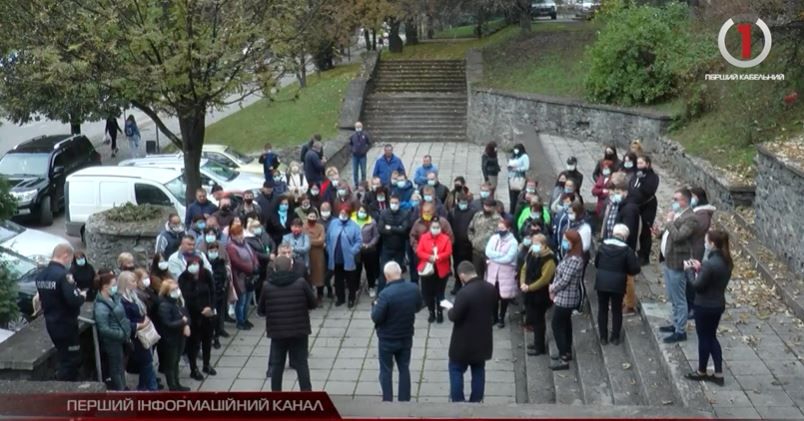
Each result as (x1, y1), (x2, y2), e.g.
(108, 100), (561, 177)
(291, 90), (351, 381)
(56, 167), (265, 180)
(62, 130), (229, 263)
(484, 232), (519, 299)
(94, 294), (131, 346)
(378, 208), (411, 255)
(594, 238), (641, 294)
(692, 205), (716, 261)
(468, 212), (503, 254)
(409, 217), (454, 251)
(259, 270), (316, 339)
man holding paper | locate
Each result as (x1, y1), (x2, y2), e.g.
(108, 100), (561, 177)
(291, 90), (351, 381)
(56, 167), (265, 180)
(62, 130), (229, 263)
(447, 261), (496, 402)
(371, 262), (424, 402)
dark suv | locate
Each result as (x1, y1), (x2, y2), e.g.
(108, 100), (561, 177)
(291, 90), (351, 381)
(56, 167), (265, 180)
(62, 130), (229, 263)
(0, 134), (101, 225)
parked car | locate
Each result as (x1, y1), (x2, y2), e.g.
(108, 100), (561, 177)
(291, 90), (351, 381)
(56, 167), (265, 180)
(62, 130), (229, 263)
(0, 219), (70, 264)
(532, 0), (557, 19)
(0, 134), (101, 225)
(118, 155), (265, 193)
(201, 144), (266, 175)
(574, 0), (600, 20)
(65, 166), (188, 240)
(0, 246), (41, 329)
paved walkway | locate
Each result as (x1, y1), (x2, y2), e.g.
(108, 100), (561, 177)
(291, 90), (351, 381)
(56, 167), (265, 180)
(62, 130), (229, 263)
(187, 142), (516, 402)
(539, 133), (804, 419)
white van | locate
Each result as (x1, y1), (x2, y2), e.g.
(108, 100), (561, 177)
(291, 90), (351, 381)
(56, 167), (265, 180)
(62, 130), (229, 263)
(65, 166), (188, 239)
(118, 155), (264, 193)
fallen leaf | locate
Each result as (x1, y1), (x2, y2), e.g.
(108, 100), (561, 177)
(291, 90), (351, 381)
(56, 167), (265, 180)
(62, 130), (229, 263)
(662, 400), (673, 405)
(622, 363), (632, 370)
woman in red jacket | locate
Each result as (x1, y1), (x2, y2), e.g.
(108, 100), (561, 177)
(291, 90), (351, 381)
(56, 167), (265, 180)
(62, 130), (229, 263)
(417, 217), (453, 324)
(591, 160), (615, 219)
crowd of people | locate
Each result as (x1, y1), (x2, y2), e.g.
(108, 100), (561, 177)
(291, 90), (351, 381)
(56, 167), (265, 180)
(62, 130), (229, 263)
(33, 126), (733, 398)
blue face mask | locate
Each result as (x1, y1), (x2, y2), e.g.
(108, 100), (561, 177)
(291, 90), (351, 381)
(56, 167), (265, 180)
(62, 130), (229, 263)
(411, 199), (420, 207)
(530, 244), (542, 254)
(522, 238), (532, 247)
(390, 203), (400, 211)
(205, 234), (216, 243)
(208, 251), (219, 260)
(612, 194), (622, 203)
(480, 191), (490, 199)
(423, 195), (433, 202)
(691, 197), (699, 207)
(110, 285), (118, 295)
(564, 187), (573, 194)
(671, 202), (681, 213)
(253, 227), (263, 235)
(76, 258), (86, 266)
(357, 211), (367, 219)
(457, 202), (468, 211)
(279, 204), (289, 212)
(561, 239), (570, 250)
(196, 221), (206, 230)
(396, 180), (406, 188)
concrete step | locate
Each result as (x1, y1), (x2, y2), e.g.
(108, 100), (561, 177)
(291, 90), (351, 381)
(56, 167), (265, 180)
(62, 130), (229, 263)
(372, 79), (466, 86)
(378, 62), (465, 69)
(366, 124), (466, 132)
(373, 87), (466, 93)
(369, 135), (467, 143)
(363, 109), (466, 116)
(623, 314), (680, 407)
(549, 337), (584, 405)
(363, 101), (467, 108)
(366, 92), (467, 99)
(571, 311), (615, 405)
(584, 265), (646, 406)
(523, 331), (557, 403)
(373, 74), (466, 80)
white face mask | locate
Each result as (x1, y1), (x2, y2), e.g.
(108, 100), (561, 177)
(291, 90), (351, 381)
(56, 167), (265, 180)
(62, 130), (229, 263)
(567, 164), (576, 171)
(187, 264), (200, 275)
(142, 278), (151, 288)
(169, 289), (181, 299)
(158, 261), (169, 271)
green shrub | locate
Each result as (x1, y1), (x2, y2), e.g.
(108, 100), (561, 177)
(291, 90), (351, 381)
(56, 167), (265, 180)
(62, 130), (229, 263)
(0, 262), (19, 327)
(583, 2), (715, 106)
(105, 202), (164, 223)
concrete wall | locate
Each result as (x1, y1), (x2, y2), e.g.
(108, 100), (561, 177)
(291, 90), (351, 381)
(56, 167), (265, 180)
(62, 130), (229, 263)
(755, 145), (804, 275)
(84, 206), (174, 271)
(467, 88), (755, 209)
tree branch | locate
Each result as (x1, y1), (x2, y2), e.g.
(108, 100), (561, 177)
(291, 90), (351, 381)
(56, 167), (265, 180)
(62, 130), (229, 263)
(130, 100), (183, 148)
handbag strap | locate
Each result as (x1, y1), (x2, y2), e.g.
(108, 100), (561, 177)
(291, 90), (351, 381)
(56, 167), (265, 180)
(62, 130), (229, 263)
(100, 297), (130, 339)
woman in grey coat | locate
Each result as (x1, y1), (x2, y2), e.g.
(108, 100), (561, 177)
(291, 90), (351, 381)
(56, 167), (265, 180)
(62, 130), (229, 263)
(93, 270), (131, 390)
(353, 204), (380, 298)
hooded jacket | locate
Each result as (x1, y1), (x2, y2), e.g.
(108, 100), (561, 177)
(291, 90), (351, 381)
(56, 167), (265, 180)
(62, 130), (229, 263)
(692, 204), (716, 261)
(594, 238), (641, 294)
(259, 270), (316, 339)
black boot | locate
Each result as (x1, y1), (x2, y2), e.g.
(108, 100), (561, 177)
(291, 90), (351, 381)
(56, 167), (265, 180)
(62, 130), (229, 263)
(428, 310), (436, 323)
(203, 365), (217, 376)
(190, 368), (204, 381)
(436, 308), (444, 323)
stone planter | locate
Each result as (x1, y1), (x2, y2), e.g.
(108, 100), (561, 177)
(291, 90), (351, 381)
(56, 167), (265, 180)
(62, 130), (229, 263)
(84, 206), (175, 270)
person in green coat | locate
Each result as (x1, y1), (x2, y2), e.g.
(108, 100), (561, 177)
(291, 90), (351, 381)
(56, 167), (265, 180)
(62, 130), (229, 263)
(93, 270), (131, 391)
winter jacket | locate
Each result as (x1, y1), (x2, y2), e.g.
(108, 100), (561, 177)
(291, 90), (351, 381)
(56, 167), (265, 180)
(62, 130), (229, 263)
(94, 294), (131, 346)
(481, 153), (501, 178)
(326, 218), (363, 271)
(448, 277), (496, 364)
(507, 154), (530, 179)
(391, 181), (415, 209)
(352, 215), (380, 252)
(226, 239), (259, 294)
(413, 164), (438, 188)
(236, 202), (263, 226)
(692, 205), (716, 261)
(550, 255), (584, 309)
(304, 149), (325, 186)
(167, 250), (212, 280)
(661, 208), (699, 270)
(157, 295), (188, 345)
(409, 217), (454, 251)
(256, 192), (279, 222)
(282, 232), (311, 267)
(485, 233), (519, 299)
(416, 232), (453, 279)
(212, 208), (237, 230)
(449, 205), (477, 252)
(155, 223), (184, 260)
(378, 208), (411, 256)
(591, 174), (612, 218)
(185, 200), (218, 227)
(373, 154), (406, 186)
(286, 171), (309, 198)
(349, 131), (372, 157)
(468, 212), (503, 254)
(268, 209), (293, 246)
(628, 168), (659, 208)
(259, 151), (280, 180)
(372, 279), (423, 340)
(691, 250), (731, 308)
(259, 270), (316, 339)
(365, 191), (389, 220)
(178, 271), (216, 319)
(594, 239), (641, 294)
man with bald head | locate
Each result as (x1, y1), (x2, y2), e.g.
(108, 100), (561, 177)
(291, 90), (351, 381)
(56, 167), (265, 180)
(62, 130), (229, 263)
(37, 243), (86, 381)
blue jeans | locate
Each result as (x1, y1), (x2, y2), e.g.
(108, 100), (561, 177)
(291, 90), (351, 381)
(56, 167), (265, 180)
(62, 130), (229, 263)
(662, 265), (688, 334)
(236, 291), (253, 327)
(448, 360), (485, 402)
(406, 243), (419, 284)
(378, 337), (412, 401)
(137, 350), (158, 391)
(352, 155), (367, 185)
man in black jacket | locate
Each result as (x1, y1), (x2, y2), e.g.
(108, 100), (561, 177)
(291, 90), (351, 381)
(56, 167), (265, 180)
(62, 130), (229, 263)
(256, 182), (278, 224)
(259, 257), (316, 391)
(371, 261), (423, 402)
(448, 193), (477, 295)
(377, 195), (410, 293)
(36, 244), (86, 381)
(447, 261), (496, 402)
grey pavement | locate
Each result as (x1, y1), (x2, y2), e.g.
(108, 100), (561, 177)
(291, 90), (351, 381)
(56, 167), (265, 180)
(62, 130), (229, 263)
(539, 133), (804, 419)
(187, 142), (516, 402)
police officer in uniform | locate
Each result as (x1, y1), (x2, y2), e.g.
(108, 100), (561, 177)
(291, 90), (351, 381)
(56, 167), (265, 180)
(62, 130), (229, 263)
(36, 244), (86, 381)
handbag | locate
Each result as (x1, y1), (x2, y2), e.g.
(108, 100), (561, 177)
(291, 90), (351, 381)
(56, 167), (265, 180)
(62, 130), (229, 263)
(418, 246), (438, 277)
(136, 319), (161, 349)
(509, 172), (526, 191)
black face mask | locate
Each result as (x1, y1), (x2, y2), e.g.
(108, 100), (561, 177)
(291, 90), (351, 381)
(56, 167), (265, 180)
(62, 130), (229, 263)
(245, 198), (253, 204)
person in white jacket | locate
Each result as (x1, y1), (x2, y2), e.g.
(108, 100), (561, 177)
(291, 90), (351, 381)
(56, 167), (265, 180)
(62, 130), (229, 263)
(168, 235), (213, 280)
(507, 143), (530, 214)
(286, 161), (309, 199)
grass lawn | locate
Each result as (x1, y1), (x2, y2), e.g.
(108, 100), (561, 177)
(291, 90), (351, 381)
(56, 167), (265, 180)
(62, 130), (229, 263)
(381, 24), (520, 60)
(204, 63), (360, 153)
(433, 18), (508, 39)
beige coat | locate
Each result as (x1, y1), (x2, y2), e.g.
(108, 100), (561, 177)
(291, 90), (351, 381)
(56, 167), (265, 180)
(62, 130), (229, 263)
(304, 222), (326, 287)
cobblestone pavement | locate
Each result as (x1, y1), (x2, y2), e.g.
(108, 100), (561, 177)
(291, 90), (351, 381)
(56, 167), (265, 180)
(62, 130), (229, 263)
(540, 133), (804, 419)
(188, 142), (516, 402)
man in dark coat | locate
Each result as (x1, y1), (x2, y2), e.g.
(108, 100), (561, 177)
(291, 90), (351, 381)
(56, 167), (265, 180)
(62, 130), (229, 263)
(304, 141), (326, 186)
(185, 188), (219, 227)
(377, 195), (410, 293)
(447, 261), (496, 403)
(349, 121), (372, 186)
(447, 193), (477, 295)
(259, 256), (316, 391)
(36, 244), (86, 381)
(371, 261), (423, 402)
(256, 182), (279, 224)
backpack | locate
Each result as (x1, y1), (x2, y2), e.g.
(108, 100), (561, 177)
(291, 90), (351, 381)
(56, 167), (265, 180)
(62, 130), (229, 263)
(124, 123), (134, 137)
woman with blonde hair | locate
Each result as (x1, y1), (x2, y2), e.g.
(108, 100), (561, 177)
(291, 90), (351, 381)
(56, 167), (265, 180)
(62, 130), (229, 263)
(118, 270), (159, 390)
(286, 161), (309, 198)
(629, 139), (644, 157)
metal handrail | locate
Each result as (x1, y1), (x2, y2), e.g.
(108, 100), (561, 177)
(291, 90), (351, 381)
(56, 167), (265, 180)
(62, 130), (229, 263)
(77, 316), (103, 383)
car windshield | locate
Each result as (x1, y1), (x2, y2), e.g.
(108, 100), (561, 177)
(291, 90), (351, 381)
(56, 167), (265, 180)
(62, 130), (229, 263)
(163, 176), (188, 206)
(0, 248), (37, 279)
(202, 160), (238, 182)
(0, 220), (24, 243)
(0, 153), (50, 176)
(224, 147), (254, 164)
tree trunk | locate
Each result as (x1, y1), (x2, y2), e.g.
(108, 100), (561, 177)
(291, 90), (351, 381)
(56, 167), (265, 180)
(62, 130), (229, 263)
(130, 101), (182, 149)
(70, 122), (81, 135)
(518, 0), (532, 33)
(406, 19), (419, 45)
(475, 8), (486, 39)
(178, 108), (206, 204)
(371, 30), (377, 51)
(363, 29), (371, 51)
(297, 51), (307, 88)
(389, 20), (403, 53)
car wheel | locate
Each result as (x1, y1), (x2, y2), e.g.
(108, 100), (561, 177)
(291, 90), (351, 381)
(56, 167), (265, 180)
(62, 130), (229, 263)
(39, 196), (53, 226)
(551, 13), (557, 19)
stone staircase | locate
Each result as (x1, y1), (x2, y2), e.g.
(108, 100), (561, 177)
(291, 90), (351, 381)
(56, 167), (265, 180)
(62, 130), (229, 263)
(519, 263), (681, 407)
(362, 60), (467, 143)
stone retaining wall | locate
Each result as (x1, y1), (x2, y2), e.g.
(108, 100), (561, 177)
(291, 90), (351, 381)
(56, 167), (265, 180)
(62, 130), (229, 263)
(755, 144), (804, 275)
(85, 206), (174, 271)
(467, 88), (755, 209)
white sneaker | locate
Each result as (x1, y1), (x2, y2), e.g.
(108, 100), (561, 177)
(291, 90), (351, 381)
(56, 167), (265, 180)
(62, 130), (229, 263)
(368, 288), (376, 298)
